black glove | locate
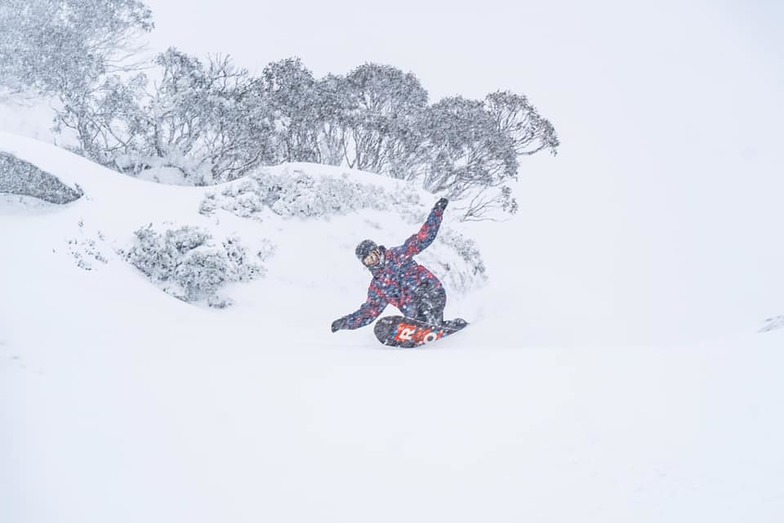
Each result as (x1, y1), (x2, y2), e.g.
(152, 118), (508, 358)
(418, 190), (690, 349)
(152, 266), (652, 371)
(434, 198), (449, 212)
(331, 318), (347, 333)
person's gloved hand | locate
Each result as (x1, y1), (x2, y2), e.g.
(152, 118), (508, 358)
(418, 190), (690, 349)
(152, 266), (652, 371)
(434, 198), (449, 212)
(331, 317), (347, 333)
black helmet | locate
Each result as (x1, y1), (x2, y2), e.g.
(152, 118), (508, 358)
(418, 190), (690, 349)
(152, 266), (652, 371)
(355, 239), (377, 261)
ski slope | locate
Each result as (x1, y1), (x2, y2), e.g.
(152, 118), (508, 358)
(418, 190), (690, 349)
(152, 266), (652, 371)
(1, 134), (783, 522)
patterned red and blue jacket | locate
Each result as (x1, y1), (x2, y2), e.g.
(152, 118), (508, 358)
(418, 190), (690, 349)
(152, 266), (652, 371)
(341, 206), (445, 329)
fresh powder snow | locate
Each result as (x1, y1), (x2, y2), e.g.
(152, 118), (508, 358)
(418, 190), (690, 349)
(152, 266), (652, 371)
(1, 133), (783, 523)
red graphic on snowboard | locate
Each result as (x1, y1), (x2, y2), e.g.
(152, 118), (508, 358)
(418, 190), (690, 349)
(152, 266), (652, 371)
(373, 316), (467, 348)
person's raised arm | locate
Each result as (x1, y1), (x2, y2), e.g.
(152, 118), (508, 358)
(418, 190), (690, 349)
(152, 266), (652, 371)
(400, 198), (448, 258)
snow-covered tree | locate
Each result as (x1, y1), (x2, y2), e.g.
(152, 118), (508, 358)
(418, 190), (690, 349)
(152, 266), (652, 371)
(0, 0), (155, 167)
(57, 48), (278, 183)
(0, 0), (153, 96)
(256, 61), (433, 179)
(418, 96), (519, 220)
(142, 48), (277, 183)
(313, 74), (351, 166)
(260, 58), (322, 163)
(53, 72), (150, 169)
(335, 63), (430, 178)
(484, 90), (559, 157)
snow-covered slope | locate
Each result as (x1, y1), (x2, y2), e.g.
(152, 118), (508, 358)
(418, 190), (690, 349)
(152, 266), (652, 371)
(2, 135), (784, 522)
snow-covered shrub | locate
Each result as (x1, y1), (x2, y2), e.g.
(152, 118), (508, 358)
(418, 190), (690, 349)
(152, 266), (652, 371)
(0, 152), (83, 204)
(201, 167), (426, 221)
(417, 228), (487, 294)
(202, 167), (487, 294)
(759, 316), (784, 333)
(67, 220), (110, 271)
(173, 246), (232, 301)
(200, 178), (265, 218)
(123, 224), (273, 306)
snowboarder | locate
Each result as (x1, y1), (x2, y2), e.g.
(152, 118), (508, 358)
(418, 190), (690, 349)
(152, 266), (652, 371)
(330, 198), (466, 334)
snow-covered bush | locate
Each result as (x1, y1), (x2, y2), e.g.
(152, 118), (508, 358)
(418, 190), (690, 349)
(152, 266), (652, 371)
(431, 229), (488, 293)
(202, 167), (487, 294)
(0, 152), (82, 203)
(401, 227), (488, 295)
(200, 178), (266, 218)
(67, 220), (110, 271)
(123, 224), (274, 307)
(201, 167), (426, 221)
(759, 316), (784, 333)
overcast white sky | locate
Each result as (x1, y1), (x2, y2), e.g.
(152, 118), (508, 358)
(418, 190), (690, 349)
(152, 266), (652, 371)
(142, 0), (781, 100)
(143, 0), (783, 341)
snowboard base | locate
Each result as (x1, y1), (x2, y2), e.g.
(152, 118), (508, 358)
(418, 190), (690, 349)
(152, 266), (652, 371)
(373, 315), (467, 348)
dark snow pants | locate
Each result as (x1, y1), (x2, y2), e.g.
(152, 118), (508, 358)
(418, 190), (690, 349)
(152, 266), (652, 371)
(411, 282), (446, 325)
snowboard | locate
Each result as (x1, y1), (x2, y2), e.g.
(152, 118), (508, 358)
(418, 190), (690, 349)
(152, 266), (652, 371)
(373, 315), (467, 348)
